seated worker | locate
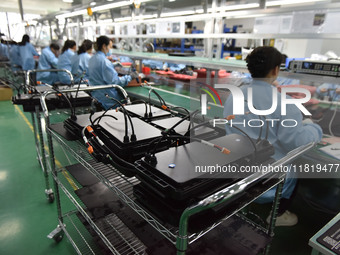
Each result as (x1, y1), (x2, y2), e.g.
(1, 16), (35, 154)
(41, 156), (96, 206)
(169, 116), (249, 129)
(37, 42), (60, 85)
(316, 83), (340, 101)
(71, 39), (93, 83)
(0, 39), (9, 61)
(223, 46), (323, 226)
(9, 41), (21, 71)
(88, 36), (139, 110)
(18, 34), (39, 71)
(57, 40), (76, 85)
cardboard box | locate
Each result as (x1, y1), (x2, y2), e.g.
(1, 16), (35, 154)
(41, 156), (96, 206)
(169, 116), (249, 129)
(0, 85), (13, 101)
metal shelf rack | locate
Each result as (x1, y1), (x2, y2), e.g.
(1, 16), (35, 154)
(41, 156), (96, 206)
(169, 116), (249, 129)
(45, 103), (316, 255)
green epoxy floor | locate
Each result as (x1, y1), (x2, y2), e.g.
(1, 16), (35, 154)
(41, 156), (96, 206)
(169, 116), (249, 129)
(0, 100), (76, 255)
(0, 99), (336, 255)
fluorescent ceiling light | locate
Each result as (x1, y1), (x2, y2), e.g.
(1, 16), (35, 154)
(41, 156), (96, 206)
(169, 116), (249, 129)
(135, 14), (157, 20)
(114, 17), (132, 22)
(63, 0), (73, 3)
(169, 0), (176, 2)
(90, 2), (96, 6)
(266, 0), (327, 6)
(216, 3), (259, 11)
(56, 9), (87, 19)
(161, 10), (204, 17)
(92, 1), (131, 12)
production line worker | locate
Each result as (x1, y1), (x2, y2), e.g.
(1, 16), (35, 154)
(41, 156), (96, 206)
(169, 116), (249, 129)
(18, 35), (39, 71)
(71, 39), (93, 83)
(88, 36), (139, 110)
(57, 40), (76, 85)
(9, 41), (21, 71)
(37, 43), (60, 85)
(223, 46), (323, 226)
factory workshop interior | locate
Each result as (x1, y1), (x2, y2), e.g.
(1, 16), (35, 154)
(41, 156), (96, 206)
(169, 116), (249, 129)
(1, 0), (340, 254)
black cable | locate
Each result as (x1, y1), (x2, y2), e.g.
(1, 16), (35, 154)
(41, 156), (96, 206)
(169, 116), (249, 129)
(105, 94), (136, 142)
(74, 71), (86, 99)
(150, 110), (199, 155)
(51, 87), (76, 120)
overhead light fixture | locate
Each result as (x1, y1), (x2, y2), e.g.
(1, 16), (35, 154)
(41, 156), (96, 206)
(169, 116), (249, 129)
(90, 2), (96, 6)
(216, 3), (259, 11)
(266, 0), (327, 6)
(63, 0), (73, 3)
(56, 9), (87, 19)
(114, 17), (132, 22)
(160, 10), (196, 17)
(56, 0), (152, 19)
(169, 0), (176, 2)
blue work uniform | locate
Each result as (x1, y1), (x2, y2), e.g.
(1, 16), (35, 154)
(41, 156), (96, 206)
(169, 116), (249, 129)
(0, 43), (9, 60)
(142, 59), (164, 69)
(88, 51), (132, 110)
(57, 49), (75, 85)
(37, 47), (59, 85)
(316, 83), (340, 101)
(71, 52), (91, 83)
(19, 42), (39, 71)
(119, 56), (133, 63)
(223, 79), (323, 203)
(9, 45), (21, 70)
(164, 62), (186, 71)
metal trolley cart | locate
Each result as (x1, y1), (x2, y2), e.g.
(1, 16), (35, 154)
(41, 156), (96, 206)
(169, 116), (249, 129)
(42, 88), (316, 254)
(11, 69), (94, 202)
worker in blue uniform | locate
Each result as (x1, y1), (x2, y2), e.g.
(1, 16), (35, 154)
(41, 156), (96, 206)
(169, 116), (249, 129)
(316, 83), (340, 101)
(223, 46), (323, 226)
(18, 35), (39, 71)
(37, 43), (60, 85)
(9, 41), (21, 71)
(88, 36), (138, 110)
(0, 39), (10, 61)
(57, 40), (76, 85)
(71, 39), (93, 83)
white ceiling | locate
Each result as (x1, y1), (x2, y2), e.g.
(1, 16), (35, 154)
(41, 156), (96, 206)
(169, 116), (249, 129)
(0, 0), (72, 15)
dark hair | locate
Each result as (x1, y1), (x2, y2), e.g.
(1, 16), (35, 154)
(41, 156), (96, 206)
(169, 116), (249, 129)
(96, 36), (110, 51)
(78, 39), (93, 54)
(19, 34), (30, 46)
(246, 46), (282, 78)
(50, 42), (60, 50)
(61, 39), (76, 54)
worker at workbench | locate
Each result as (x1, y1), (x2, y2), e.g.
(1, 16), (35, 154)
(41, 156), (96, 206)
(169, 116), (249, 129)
(71, 39), (93, 83)
(223, 46), (323, 226)
(18, 34), (39, 71)
(57, 39), (76, 85)
(316, 83), (340, 101)
(37, 42), (60, 85)
(88, 35), (139, 110)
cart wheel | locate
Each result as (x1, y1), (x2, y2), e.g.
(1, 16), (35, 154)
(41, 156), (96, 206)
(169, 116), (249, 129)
(48, 193), (55, 203)
(53, 234), (63, 243)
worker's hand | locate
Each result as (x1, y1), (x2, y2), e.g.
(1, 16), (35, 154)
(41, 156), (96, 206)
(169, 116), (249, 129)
(336, 88), (340, 94)
(113, 61), (123, 69)
(129, 71), (139, 79)
(302, 118), (314, 125)
(320, 88), (328, 93)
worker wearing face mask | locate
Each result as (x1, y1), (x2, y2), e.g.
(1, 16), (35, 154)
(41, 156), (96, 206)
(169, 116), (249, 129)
(37, 42), (60, 85)
(88, 36), (139, 110)
(57, 40), (77, 85)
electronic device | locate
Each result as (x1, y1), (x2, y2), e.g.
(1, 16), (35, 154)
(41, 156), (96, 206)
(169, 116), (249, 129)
(134, 133), (272, 200)
(124, 103), (171, 120)
(134, 133), (275, 225)
(151, 117), (225, 143)
(64, 110), (168, 176)
(288, 60), (340, 77)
